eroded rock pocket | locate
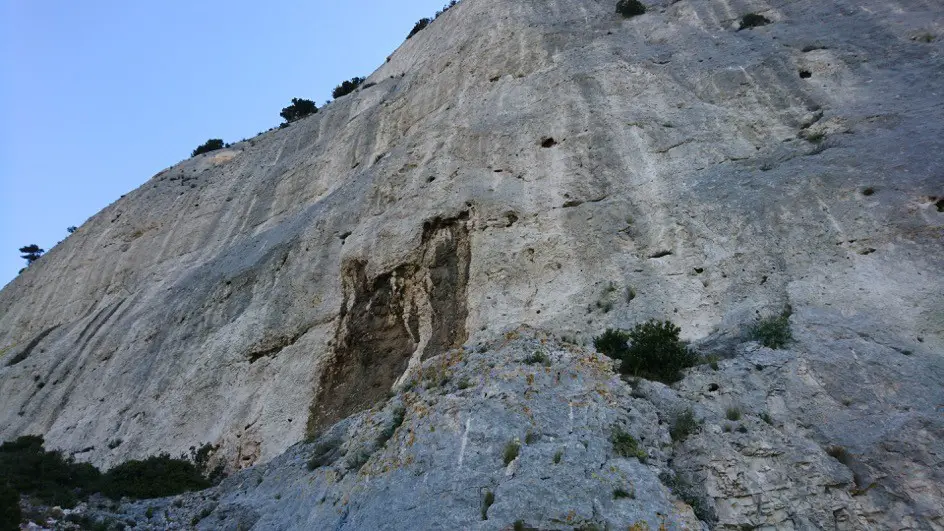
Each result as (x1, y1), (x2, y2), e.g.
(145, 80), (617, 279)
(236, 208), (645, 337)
(307, 213), (471, 436)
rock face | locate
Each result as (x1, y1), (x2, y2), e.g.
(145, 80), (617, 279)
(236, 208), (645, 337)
(1, 0), (942, 528)
(64, 329), (944, 530)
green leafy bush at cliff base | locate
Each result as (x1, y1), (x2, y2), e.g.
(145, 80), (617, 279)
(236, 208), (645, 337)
(0, 483), (21, 531)
(0, 435), (100, 508)
(100, 454), (210, 499)
(0, 435), (219, 512)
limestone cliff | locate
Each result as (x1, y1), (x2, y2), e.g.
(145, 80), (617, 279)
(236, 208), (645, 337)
(1, 0), (942, 528)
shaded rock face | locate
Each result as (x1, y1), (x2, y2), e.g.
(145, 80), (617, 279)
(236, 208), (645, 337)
(0, 0), (941, 520)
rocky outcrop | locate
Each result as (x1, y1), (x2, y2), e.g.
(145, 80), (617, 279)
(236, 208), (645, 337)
(0, 3), (941, 527)
(62, 328), (943, 529)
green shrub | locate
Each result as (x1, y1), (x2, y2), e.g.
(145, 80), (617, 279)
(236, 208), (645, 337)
(514, 520), (526, 531)
(503, 440), (520, 465)
(332, 77), (365, 99)
(613, 487), (634, 499)
(611, 427), (646, 461)
(670, 409), (699, 442)
(191, 139), (224, 157)
(553, 450), (563, 464)
(280, 98), (317, 123)
(100, 454), (209, 499)
(524, 351), (550, 366)
(406, 1), (458, 40)
(407, 18), (431, 39)
(481, 490), (494, 520)
(0, 435), (100, 508)
(750, 310), (793, 349)
(593, 329), (630, 360)
(597, 320), (698, 384)
(739, 13), (771, 29)
(187, 443), (225, 484)
(725, 407), (741, 421)
(19, 244), (44, 265)
(616, 0), (646, 18)
(0, 483), (20, 530)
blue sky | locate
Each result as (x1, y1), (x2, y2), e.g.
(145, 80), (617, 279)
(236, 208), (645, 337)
(0, 0), (449, 287)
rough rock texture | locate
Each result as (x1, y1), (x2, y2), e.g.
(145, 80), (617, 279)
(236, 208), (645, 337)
(52, 329), (944, 529)
(1, 0), (943, 528)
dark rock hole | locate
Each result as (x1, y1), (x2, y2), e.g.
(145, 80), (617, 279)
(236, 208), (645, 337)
(799, 70), (812, 78)
(540, 137), (558, 148)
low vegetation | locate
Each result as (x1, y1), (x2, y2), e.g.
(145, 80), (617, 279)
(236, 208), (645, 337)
(523, 350), (550, 366)
(750, 309), (793, 349)
(99, 454), (210, 500)
(191, 138), (224, 157)
(594, 320), (699, 384)
(670, 409), (699, 442)
(503, 439), (521, 465)
(616, 0), (646, 18)
(613, 487), (634, 499)
(0, 484), (21, 530)
(0, 435), (222, 514)
(0, 435), (101, 507)
(611, 427), (646, 461)
(481, 489), (494, 520)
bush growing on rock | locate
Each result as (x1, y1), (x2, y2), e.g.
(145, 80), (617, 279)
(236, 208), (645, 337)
(750, 309), (793, 349)
(100, 454), (210, 499)
(191, 139), (224, 157)
(18, 244), (44, 265)
(0, 435), (100, 508)
(594, 320), (698, 384)
(594, 329), (631, 359)
(279, 98), (318, 123)
(0, 434), (221, 513)
(332, 77), (365, 99)
(616, 0), (646, 18)
(611, 427), (646, 461)
(407, 18), (431, 39)
(502, 439), (520, 465)
(739, 13), (771, 29)
(0, 483), (21, 530)
(406, 1), (459, 40)
(670, 409), (699, 442)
